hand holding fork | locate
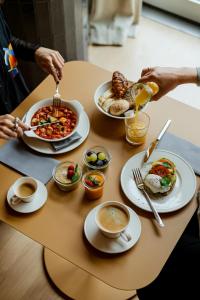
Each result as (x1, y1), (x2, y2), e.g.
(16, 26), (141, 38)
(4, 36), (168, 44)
(132, 168), (164, 228)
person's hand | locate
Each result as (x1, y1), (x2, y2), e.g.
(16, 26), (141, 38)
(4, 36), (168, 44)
(35, 47), (65, 83)
(138, 67), (197, 100)
(0, 115), (30, 140)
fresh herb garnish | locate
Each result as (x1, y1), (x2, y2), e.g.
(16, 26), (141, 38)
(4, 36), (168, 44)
(39, 120), (48, 125)
(75, 164), (78, 173)
(160, 176), (171, 187)
(87, 175), (100, 186)
(71, 173), (79, 183)
(162, 162), (171, 169)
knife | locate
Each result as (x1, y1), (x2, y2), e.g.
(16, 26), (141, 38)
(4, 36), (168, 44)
(143, 119), (171, 163)
(28, 121), (60, 131)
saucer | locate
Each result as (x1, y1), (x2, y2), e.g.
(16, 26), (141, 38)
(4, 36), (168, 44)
(7, 179), (48, 213)
(84, 204), (141, 254)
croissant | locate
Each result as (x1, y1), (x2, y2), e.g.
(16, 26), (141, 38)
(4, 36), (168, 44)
(112, 71), (129, 98)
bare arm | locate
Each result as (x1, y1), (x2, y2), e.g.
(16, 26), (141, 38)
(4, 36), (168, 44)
(138, 67), (198, 100)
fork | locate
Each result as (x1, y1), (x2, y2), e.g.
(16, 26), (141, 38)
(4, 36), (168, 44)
(132, 168), (164, 228)
(53, 82), (61, 117)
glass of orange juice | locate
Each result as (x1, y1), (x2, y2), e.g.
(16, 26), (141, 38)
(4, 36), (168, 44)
(82, 170), (105, 200)
(124, 111), (150, 145)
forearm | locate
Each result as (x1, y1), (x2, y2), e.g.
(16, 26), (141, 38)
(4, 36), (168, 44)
(11, 36), (40, 62)
(176, 67), (198, 85)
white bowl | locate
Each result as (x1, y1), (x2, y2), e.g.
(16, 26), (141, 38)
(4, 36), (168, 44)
(94, 80), (148, 120)
(24, 98), (83, 142)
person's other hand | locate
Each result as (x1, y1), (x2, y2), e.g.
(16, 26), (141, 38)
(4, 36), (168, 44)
(138, 67), (181, 100)
(35, 47), (65, 83)
(0, 115), (30, 140)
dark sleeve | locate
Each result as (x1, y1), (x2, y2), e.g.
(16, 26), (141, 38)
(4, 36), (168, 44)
(11, 36), (40, 62)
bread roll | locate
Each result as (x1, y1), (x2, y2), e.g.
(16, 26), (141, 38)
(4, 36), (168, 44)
(102, 98), (115, 112)
(109, 99), (130, 116)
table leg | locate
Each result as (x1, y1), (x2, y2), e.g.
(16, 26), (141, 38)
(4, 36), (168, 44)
(43, 247), (137, 300)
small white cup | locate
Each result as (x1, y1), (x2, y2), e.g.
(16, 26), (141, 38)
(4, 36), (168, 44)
(11, 177), (38, 206)
(95, 201), (132, 242)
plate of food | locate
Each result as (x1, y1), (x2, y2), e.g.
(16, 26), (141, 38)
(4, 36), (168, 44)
(24, 98), (83, 142)
(120, 149), (196, 213)
(94, 71), (158, 119)
(22, 109), (90, 155)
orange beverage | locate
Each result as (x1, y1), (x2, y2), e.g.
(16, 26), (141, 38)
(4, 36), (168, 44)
(125, 111), (150, 145)
(82, 171), (105, 200)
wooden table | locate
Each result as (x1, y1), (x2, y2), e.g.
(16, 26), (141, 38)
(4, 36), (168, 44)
(0, 61), (199, 300)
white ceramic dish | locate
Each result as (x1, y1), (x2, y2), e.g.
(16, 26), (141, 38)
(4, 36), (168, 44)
(22, 111), (90, 155)
(120, 149), (196, 213)
(7, 178), (48, 213)
(94, 80), (148, 120)
(84, 204), (141, 254)
(24, 98), (83, 142)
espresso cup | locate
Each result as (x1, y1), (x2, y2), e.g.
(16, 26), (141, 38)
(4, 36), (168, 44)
(95, 201), (132, 242)
(11, 177), (38, 206)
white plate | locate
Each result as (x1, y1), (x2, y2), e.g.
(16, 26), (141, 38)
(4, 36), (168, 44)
(84, 204), (141, 254)
(24, 98), (84, 142)
(94, 80), (148, 120)
(121, 149), (196, 213)
(7, 179), (48, 213)
(22, 111), (90, 155)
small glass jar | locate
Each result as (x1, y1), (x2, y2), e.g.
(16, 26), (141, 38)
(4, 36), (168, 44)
(53, 161), (82, 191)
(82, 170), (105, 200)
(83, 145), (111, 171)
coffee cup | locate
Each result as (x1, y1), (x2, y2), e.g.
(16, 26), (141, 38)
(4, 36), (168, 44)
(11, 177), (38, 206)
(95, 201), (132, 242)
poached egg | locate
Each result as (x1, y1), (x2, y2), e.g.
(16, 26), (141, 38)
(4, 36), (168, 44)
(144, 174), (171, 194)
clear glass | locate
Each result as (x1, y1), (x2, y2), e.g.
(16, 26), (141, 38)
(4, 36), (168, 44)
(83, 145), (111, 170)
(82, 170), (105, 200)
(53, 161), (82, 191)
(124, 111), (150, 145)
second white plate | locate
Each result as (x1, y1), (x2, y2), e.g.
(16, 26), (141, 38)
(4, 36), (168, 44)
(120, 149), (196, 213)
(22, 111), (90, 155)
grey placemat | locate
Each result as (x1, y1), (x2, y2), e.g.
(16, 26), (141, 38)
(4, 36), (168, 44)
(0, 139), (59, 184)
(158, 132), (200, 176)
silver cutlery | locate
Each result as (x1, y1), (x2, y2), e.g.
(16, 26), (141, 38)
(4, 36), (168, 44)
(143, 119), (171, 163)
(132, 168), (164, 228)
(53, 82), (61, 117)
(28, 121), (60, 131)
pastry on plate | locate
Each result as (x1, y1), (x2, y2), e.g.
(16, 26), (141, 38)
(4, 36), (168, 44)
(112, 71), (129, 98)
(143, 158), (177, 196)
(109, 99), (130, 116)
(101, 97), (115, 112)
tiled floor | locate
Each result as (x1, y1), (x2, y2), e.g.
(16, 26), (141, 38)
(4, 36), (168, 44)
(89, 16), (200, 110)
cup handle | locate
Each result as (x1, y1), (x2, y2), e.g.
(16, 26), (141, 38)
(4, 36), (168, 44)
(120, 230), (132, 242)
(10, 195), (22, 206)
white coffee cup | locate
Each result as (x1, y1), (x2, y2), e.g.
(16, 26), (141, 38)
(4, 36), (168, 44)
(11, 177), (38, 206)
(95, 201), (132, 242)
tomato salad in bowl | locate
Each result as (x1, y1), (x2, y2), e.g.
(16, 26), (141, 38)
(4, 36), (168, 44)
(24, 99), (83, 142)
